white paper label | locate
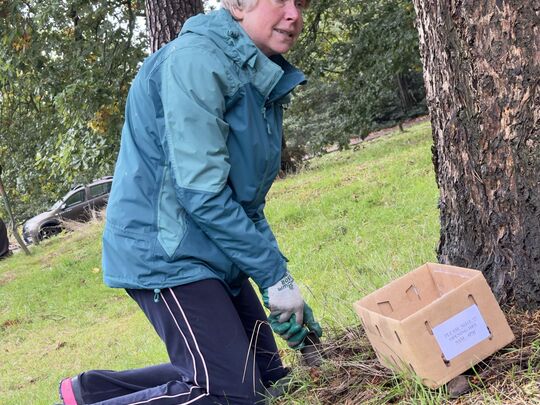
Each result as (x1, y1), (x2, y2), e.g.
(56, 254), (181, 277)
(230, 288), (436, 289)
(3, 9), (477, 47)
(432, 304), (491, 361)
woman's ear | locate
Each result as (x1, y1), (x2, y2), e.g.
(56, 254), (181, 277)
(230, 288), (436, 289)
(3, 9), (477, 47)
(230, 7), (245, 21)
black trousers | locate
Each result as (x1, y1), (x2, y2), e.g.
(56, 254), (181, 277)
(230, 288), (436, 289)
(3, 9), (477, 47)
(74, 279), (287, 404)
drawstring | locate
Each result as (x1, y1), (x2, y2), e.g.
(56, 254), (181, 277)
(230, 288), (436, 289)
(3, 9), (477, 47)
(153, 288), (161, 303)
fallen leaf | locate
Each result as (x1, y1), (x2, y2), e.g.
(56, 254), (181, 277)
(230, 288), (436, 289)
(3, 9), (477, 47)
(309, 366), (322, 382)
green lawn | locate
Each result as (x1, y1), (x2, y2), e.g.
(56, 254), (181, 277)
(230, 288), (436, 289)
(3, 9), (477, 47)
(0, 120), (440, 404)
(268, 120), (438, 326)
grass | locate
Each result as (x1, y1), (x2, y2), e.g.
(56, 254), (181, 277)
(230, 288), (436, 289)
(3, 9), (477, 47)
(1, 222), (168, 404)
(3, 119), (504, 404)
(281, 309), (540, 404)
(267, 120), (439, 328)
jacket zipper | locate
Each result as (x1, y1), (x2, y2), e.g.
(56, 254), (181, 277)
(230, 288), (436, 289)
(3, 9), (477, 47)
(254, 103), (272, 205)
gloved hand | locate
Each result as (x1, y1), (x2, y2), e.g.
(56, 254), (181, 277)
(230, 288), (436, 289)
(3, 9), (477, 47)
(262, 273), (323, 350)
(269, 304), (323, 349)
(302, 303), (323, 339)
(269, 313), (308, 348)
(262, 272), (305, 324)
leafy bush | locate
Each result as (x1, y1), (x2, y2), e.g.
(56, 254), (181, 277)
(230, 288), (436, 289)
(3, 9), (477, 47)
(285, 0), (427, 155)
(0, 0), (147, 220)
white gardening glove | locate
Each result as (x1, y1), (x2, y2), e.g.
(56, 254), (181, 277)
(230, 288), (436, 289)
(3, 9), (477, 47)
(262, 272), (305, 325)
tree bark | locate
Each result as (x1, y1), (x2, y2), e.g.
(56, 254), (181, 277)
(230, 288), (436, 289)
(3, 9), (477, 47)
(412, 0), (540, 308)
(0, 172), (31, 256)
(145, 0), (204, 53)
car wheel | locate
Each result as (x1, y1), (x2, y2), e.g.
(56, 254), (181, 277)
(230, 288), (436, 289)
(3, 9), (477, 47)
(39, 225), (62, 240)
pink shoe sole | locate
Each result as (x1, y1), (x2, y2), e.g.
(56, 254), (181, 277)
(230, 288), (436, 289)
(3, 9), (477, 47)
(59, 378), (78, 405)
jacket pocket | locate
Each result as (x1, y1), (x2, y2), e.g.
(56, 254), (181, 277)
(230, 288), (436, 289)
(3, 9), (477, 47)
(157, 165), (187, 258)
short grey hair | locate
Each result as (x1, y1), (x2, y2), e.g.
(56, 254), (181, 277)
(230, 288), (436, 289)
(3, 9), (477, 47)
(220, 0), (258, 12)
(221, 0), (310, 12)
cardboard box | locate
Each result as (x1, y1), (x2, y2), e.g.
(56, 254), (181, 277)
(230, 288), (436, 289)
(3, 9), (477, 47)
(353, 263), (515, 388)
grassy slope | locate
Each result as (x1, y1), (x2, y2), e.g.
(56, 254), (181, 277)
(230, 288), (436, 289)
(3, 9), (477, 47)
(0, 121), (439, 404)
(268, 120), (438, 327)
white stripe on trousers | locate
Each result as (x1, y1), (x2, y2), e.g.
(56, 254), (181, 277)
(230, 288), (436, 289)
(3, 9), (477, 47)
(128, 288), (210, 405)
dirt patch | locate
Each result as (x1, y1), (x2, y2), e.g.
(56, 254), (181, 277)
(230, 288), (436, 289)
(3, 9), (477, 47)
(360, 116), (430, 144)
(325, 116), (431, 154)
(1, 318), (22, 330)
(0, 270), (17, 286)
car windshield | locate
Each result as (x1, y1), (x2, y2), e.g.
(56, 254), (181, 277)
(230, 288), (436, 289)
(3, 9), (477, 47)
(50, 199), (64, 210)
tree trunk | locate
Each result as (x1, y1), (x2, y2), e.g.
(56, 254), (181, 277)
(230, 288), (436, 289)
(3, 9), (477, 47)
(412, 0), (540, 308)
(396, 73), (415, 113)
(0, 173), (31, 256)
(145, 0), (204, 53)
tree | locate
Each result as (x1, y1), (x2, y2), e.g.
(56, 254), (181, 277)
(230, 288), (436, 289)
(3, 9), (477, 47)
(0, 0), (147, 219)
(145, 0), (203, 53)
(0, 165), (30, 255)
(0, 0), (204, 220)
(285, 0), (426, 157)
(412, 1), (539, 307)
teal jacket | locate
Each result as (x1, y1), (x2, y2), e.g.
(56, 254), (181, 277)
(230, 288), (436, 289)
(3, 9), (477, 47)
(102, 9), (305, 294)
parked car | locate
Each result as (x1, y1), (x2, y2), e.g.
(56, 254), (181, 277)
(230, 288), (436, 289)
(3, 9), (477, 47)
(22, 176), (113, 244)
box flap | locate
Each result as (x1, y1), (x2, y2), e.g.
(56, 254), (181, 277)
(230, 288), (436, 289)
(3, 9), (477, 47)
(427, 262), (480, 295)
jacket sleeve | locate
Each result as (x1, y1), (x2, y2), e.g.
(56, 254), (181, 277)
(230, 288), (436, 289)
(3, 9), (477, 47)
(160, 46), (287, 289)
(253, 215), (290, 262)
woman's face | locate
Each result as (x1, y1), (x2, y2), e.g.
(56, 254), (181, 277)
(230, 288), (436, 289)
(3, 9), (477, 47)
(236, 0), (305, 56)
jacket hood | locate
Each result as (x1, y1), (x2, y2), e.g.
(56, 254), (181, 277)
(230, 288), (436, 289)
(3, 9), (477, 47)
(181, 9), (259, 68)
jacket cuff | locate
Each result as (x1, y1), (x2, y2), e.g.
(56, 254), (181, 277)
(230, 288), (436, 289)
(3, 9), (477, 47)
(254, 259), (288, 290)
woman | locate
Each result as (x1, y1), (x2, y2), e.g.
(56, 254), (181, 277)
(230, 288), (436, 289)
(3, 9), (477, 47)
(59, 0), (322, 403)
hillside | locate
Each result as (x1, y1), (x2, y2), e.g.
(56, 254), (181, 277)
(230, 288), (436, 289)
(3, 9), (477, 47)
(2, 121), (536, 404)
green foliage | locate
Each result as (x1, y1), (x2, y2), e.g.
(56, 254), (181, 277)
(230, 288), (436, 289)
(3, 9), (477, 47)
(0, 0), (424, 221)
(285, 0), (426, 155)
(0, 0), (147, 220)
